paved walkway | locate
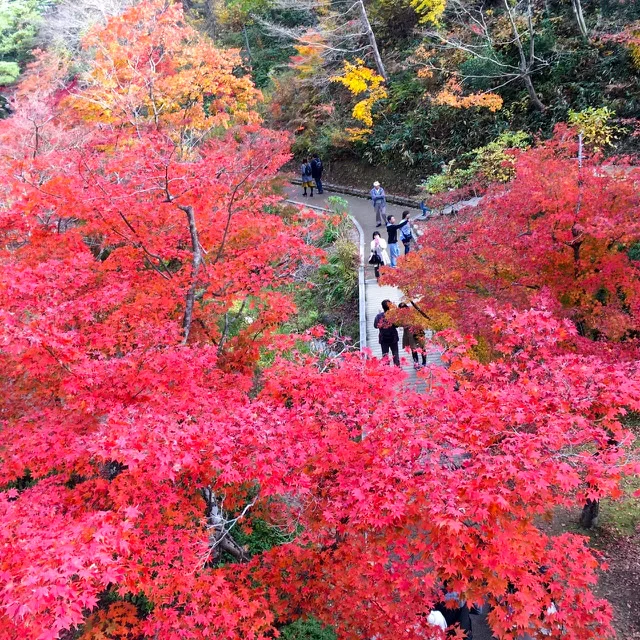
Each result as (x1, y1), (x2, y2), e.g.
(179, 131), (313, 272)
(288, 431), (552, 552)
(286, 185), (438, 384)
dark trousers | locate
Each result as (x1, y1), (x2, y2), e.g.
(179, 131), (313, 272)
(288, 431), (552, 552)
(435, 603), (473, 639)
(403, 239), (411, 255)
(411, 349), (426, 366)
(381, 342), (400, 366)
(314, 177), (323, 194)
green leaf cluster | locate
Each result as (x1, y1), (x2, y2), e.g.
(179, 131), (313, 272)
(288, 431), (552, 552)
(420, 130), (530, 194)
(279, 617), (337, 640)
(0, 0), (51, 86)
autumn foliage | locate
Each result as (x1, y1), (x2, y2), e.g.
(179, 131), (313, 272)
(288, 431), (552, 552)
(390, 127), (640, 345)
(1, 3), (640, 640)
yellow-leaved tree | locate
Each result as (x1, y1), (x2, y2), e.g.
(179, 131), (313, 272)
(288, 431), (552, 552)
(411, 0), (446, 24)
(330, 59), (387, 141)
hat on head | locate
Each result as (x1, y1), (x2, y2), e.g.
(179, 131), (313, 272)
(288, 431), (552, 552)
(373, 181), (380, 187)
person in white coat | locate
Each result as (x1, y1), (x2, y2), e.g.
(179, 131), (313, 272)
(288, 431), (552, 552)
(369, 231), (390, 281)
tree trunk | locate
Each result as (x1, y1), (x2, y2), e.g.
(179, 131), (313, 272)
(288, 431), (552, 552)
(504, 0), (546, 111)
(179, 204), (203, 344)
(522, 74), (546, 112)
(580, 499), (599, 529)
(571, 0), (589, 39)
(243, 25), (253, 66)
(356, 0), (388, 81)
(201, 487), (251, 563)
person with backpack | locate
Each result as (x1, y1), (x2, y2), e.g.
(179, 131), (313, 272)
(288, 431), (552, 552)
(400, 210), (413, 254)
(368, 231), (390, 281)
(310, 153), (324, 194)
(301, 158), (314, 197)
(374, 299), (400, 367)
(386, 212), (411, 267)
(370, 181), (387, 227)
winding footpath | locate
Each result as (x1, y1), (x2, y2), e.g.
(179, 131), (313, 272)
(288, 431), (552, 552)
(286, 185), (436, 382)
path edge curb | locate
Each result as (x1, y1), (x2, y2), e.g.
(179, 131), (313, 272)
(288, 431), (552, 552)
(289, 177), (423, 209)
(349, 214), (367, 353)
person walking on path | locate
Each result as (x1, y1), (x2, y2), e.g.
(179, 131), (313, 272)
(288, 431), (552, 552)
(434, 591), (473, 640)
(370, 181), (387, 228)
(386, 212), (410, 267)
(310, 153), (324, 194)
(400, 210), (413, 255)
(374, 299), (400, 367)
(301, 158), (314, 197)
(398, 303), (426, 369)
(368, 231), (390, 281)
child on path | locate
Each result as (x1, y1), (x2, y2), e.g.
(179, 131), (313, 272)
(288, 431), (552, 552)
(400, 211), (413, 255)
(301, 159), (314, 197)
(368, 231), (390, 281)
(370, 181), (387, 227)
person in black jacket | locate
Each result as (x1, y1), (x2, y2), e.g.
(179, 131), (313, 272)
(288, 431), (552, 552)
(373, 299), (400, 366)
(310, 153), (324, 194)
(434, 591), (473, 640)
(386, 213), (410, 267)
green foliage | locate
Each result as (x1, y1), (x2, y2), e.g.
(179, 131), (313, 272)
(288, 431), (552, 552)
(568, 106), (617, 151)
(420, 130), (530, 194)
(0, 59), (19, 84)
(318, 211), (349, 247)
(2, 469), (37, 492)
(317, 237), (358, 307)
(326, 195), (349, 216)
(230, 517), (293, 555)
(279, 617), (337, 640)
(285, 213), (359, 341)
(628, 242), (640, 262)
(599, 476), (640, 536)
(213, 4), (312, 89)
(246, 0), (640, 178)
(0, 0), (51, 86)
(368, 0), (419, 48)
(125, 591), (155, 618)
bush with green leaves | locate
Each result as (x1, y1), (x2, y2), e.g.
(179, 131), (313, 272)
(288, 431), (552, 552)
(284, 211), (359, 341)
(279, 616), (337, 640)
(0, 0), (51, 86)
(420, 130), (530, 194)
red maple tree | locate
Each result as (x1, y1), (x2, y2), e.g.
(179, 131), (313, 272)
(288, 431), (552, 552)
(388, 127), (640, 348)
(1, 4), (639, 640)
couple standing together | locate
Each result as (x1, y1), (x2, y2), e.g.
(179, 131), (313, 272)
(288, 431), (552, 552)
(300, 154), (323, 197)
(373, 300), (428, 369)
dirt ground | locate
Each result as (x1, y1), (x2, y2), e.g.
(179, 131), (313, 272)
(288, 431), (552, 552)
(596, 532), (640, 638)
(286, 157), (425, 197)
(543, 507), (640, 639)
